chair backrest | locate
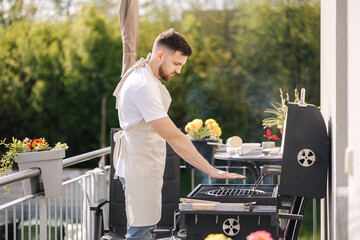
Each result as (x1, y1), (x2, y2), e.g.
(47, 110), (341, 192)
(282, 196), (308, 240)
(109, 128), (126, 236)
(108, 128), (181, 237)
(158, 142), (181, 228)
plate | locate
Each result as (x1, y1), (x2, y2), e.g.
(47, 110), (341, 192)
(239, 148), (264, 156)
(269, 147), (281, 155)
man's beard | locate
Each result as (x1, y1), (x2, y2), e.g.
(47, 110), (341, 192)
(159, 64), (173, 82)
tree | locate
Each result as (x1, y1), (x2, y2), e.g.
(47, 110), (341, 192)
(0, 4), (123, 168)
(0, 0), (37, 26)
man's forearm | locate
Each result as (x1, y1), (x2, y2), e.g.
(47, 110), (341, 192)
(166, 132), (216, 175)
(149, 116), (245, 180)
(149, 117), (215, 175)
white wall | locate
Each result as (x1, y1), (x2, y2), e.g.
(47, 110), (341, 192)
(347, 1), (360, 239)
(320, 0), (348, 239)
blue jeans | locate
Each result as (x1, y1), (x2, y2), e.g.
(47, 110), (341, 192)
(119, 177), (155, 240)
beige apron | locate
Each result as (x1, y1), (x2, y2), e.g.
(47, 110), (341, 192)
(113, 57), (172, 226)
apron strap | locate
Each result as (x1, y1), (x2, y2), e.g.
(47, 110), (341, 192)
(113, 53), (151, 109)
(113, 130), (125, 179)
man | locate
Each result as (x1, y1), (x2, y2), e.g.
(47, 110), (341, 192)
(113, 29), (245, 240)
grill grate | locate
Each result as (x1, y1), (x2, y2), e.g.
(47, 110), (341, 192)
(187, 184), (278, 205)
(205, 187), (265, 197)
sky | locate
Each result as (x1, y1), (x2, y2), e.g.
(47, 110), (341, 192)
(0, 0), (239, 21)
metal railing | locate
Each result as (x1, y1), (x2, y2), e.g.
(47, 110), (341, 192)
(0, 147), (317, 240)
(0, 147), (252, 240)
(0, 147), (111, 240)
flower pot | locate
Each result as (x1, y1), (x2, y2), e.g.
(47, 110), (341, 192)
(262, 141), (275, 149)
(187, 139), (216, 168)
(15, 149), (65, 198)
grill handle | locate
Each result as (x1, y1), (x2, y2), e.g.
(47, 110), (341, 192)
(298, 88), (307, 107)
(278, 213), (304, 220)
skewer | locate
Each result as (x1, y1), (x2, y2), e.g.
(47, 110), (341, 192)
(249, 174), (266, 198)
(249, 165), (282, 197)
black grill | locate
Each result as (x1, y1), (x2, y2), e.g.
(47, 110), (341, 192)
(180, 89), (330, 240)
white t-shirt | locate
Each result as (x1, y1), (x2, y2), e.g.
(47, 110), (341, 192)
(115, 64), (168, 178)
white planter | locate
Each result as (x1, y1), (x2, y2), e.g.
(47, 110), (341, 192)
(15, 149), (65, 198)
(262, 141), (275, 149)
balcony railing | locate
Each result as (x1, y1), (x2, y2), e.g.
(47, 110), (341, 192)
(0, 147), (111, 240)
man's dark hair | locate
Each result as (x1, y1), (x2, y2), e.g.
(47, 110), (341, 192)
(155, 29), (192, 57)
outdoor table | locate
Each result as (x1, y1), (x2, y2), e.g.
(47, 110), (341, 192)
(213, 152), (282, 180)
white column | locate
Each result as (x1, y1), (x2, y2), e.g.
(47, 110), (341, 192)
(347, 1), (360, 239)
(321, 0), (348, 239)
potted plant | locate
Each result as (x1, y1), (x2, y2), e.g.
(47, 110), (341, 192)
(0, 137), (68, 197)
(262, 128), (281, 149)
(184, 118), (222, 165)
(262, 88), (300, 135)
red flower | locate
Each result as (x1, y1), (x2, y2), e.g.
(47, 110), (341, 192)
(26, 139), (32, 149)
(26, 138), (48, 149)
(31, 139), (40, 149)
(263, 128), (281, 141)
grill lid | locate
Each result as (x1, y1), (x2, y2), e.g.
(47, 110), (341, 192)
(279, 101), (329, 199)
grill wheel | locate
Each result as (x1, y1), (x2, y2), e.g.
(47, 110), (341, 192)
(222, 218), (240, 236)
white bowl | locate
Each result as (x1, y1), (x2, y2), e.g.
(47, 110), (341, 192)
(241, 143), (261, 149)
(226, 146), (240, 155)
(237, 143), (262, 156)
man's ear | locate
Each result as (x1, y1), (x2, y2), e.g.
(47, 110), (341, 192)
(155, 50), (165, 62)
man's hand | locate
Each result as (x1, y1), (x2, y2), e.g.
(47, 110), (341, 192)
(209, 169), (246, 180)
